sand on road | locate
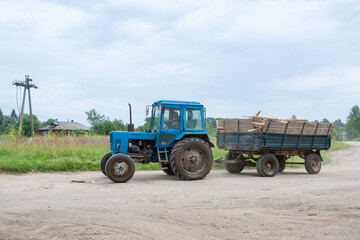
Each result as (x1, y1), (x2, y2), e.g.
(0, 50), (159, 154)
(1, 142), (360, 240)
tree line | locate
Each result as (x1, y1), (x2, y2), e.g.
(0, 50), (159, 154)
(1, 105), (360, 140)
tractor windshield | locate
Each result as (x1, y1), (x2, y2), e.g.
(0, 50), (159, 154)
(150, 105), (161, 131)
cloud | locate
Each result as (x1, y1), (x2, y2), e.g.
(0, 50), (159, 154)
(176, 0), (342, 43)
(274, 65), (360, 93)
(0, 0), (91, 52)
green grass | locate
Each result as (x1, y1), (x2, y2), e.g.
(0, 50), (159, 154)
(0, 136), (349, 173)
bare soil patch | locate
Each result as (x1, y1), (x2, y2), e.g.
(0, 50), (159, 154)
(1, 143), (360, 239)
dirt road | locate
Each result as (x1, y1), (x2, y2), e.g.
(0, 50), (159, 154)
(1, 143), (360, 240)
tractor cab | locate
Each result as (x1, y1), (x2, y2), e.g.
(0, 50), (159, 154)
(149, 100), (209, 148)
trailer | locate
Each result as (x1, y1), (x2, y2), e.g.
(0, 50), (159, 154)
(216, 117), (333, 177)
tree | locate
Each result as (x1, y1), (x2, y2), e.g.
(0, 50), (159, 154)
(92, 121), (116, 135)
(332, 119), (345, 141)
(345, 105), (360, 140)
(321, 118), (330, 123)
(41, 118), (55, 127)
(85, 109), (105, 126)
(291, 115), (297, 120)
(10, 109), (17, 123)
(334, 119), (345, 128)
(205, 117), (216, 130)
(113, 119), (127, 131)
(16, 114), (41, 137)
(135, 118), (150, 132)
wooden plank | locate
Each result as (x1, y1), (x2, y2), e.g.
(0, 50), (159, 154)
(265, 112), (280, 119)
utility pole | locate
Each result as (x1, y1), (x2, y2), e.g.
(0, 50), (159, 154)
(12, 75), (38, 137)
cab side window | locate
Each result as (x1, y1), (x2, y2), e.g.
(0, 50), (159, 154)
(163, 108), (180, 130)
(186, 109), (203, 130)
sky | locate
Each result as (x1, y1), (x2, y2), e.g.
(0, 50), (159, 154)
(0, 0), (359, 127)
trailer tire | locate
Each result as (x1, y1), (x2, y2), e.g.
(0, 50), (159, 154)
(170, 138), (213, 180)
(224, 152), (245, 173)
(105, 154), (135, 183)
(305, 153), (322, 174)
(100, 152), (112, 176)
(277, 155), (286, 173)
(256, 154), (279, 177)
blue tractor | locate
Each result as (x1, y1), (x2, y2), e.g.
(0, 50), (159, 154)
(100, 100), (214, 183)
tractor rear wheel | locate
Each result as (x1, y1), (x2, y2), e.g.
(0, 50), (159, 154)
(170, 138), (213, 180)
(305, 153), (322, 174)
(100, 152), (112, 176)
(224, 152), (245, 173)
(256, 154), (279, 177)
(105, 154), (135, 183)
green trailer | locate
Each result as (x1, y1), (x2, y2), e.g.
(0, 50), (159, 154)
(216, 118), (333, 177)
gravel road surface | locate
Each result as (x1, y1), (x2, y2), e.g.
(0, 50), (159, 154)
(1, 142), (360, 240)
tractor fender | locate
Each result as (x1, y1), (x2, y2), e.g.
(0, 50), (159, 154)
(175, 132), (215, 148)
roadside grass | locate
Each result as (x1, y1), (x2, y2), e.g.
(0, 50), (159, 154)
(0, 136), (349, 173)
(0, 136), (109, 173)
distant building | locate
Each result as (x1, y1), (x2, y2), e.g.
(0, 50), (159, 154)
(36, 120), (90, 136)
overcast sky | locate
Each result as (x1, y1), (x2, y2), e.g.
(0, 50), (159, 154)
(0, 0), (359, 127)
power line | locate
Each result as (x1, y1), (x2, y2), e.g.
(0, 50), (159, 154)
(12, 75), (38, 137)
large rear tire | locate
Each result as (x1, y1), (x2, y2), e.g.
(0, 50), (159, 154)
(105, 154), (135, 183)
(224, 152), (245, 173)
(256, 154), (279, 177)
(305, 153), (322, 174)
(100, 152), (112, 176)
(170, 138), (213, 180)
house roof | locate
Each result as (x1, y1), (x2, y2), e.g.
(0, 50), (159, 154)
(38, 120), (90, 131)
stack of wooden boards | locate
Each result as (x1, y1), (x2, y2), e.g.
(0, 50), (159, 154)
(216, 117), (333, 135)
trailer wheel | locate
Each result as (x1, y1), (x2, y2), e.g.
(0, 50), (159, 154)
(170, 138), (213, 180)
(100, 152), (112, 176)
(105, 154), (135, 183)
(256, 154), (279, 177)
(305, 153), (322, 174)
(276, 155), (286, 173)
(224, 152), (245, 173)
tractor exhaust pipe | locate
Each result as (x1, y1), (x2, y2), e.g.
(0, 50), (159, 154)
(128, 103), (134, 132)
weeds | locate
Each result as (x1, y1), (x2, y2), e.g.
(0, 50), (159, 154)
(0, 136), (349, 173)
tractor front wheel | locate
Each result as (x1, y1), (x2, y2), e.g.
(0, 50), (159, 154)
(170, 138), (213, 180)
(100, 152), (112, 176)
(105, 154), (135, 183)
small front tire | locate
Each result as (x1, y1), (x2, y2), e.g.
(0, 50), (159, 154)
(100, 152), (112, 176)
(105, 154), (135, 183)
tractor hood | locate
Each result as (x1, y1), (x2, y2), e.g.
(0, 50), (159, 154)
(110, 131), (156, 154)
